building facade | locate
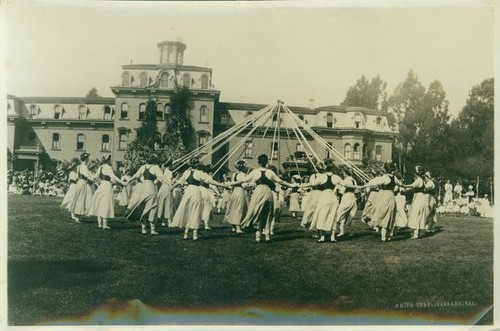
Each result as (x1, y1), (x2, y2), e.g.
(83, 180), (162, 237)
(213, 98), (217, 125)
(7, 40), (396, 174)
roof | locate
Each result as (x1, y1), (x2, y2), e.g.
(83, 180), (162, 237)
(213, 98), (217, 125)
(316, 105), (388, 116)
(121, 64), (212, 72)
(217, 102), (316, 115)
(12, 96), (115, 104)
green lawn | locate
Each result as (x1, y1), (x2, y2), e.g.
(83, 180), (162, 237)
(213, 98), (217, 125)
(7, 195), (493, 325)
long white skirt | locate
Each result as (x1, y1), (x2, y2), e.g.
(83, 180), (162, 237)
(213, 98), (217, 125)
(394, 194), (408, 228)
(301, 190), (321, 227)
(67, 179), (94, 215)
(60, 183), (76, 211)
(171, 185), (203, 229)
(156, 182), (173, 220)
(224, 186), (247, 226)
(87, 181), (115, 218)
(241, 184), (274, 232)
(309, 189), (338, 232)
(334, 192), (357, 229)
(199, 186), (215, 222)
(408, 192), (428, 230)
(126, 180), (157, 222)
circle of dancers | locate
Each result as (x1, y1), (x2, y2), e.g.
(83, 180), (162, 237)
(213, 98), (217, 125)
(60, 151), (445, 243)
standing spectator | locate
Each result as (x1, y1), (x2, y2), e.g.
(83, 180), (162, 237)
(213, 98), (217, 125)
(443, 179), (453, 205)
(453, 181), (463, 200)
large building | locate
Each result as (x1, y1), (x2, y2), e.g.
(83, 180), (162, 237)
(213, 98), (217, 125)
(7, 40), (396, 175)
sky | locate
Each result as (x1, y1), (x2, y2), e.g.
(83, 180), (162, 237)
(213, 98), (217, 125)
(1, 1), (494, 117)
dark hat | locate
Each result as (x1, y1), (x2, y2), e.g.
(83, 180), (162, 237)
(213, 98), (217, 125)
(235, 159), (247, 170)
(190, 157), (200, 166)
(80, 152), (90, 161)
(102, 154), (112, 164)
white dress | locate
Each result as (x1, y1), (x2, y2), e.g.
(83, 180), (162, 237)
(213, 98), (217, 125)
(67, 163), (95, 215)
(60, 171), (78, 211)
(87, 164), (121, 218)
(171, 169), (205, 230)
(309, 172), (341, 232)
(334, 176), (358, 229)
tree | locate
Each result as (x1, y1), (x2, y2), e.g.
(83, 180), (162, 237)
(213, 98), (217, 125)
(85, 87), (101, 98)
(163, 86), (195, 158)
(341, 75), (388, 111)
(124, 99), (162, 172)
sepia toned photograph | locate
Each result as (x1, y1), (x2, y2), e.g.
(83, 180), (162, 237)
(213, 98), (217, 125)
(1, 0), (495, 328)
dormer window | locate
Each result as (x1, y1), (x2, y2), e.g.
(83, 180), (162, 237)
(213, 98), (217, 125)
(220, 112), (229, 125)
(103, 106), (112, 120)
(29, 105), (38, 119)
(201, 74), (209, 89)
(326, 114), (333, 128)
(122, 71), (130, 86)
(200, 106), (208, 123)
(182, 74), (191, 88)
(139, 72), (148, 87)
(54, 105), (63, 119)
(78, 105), (88, 120)
(354, 114), (362, 128)
(376, 117), (382, 129)
(139, 103), (146, 120)
(160, 72), (170, 88)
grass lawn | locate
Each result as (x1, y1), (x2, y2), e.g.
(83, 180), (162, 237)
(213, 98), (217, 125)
(7, 195), (493, 325)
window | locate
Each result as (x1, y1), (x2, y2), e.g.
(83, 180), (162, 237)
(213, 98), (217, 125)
(220, 112), (229, 125)
(30, 105), (38, 119)
(245, 112), (253, 127)
(160, 72), (169, 88)
(120, 103), (129, 119)
(119, 132), (128, 150)
(325, 142), (333, 158)
(326, 114), (333, 128)
(103, 106), (112, 120)
(140, 72), (148, 87)
(76, 134), (85, 150)
(353, 143), (360, 160)
(363, 144), (368, 158)
(355, 114), (362, 128)
(296, 143), (304, 152)
(52, 133), (60, 149)
(182, 74), (190, 88)
(200, 106), (208, 123)
(344, 143), (352, 159)
(139, 103), (146, 120)
(54, 105), (62, 119)
(78, 105), (87, 120)
(272, 114), (278, 127)
(245, 141), (253, 158)
(375, 145), (382, 161)
(271, 142), (279, 159)
(162, 133), (169, 144)
(298, 115), (304, 128)
(29, 132), (36, 146)
(101, 135), (110, 151)
(122, 71), (130, 86)
(164, 104), (171, 117)
(376, 117), (382, 129)
(198, 134), (209, 147)
(201, 75), (209, 89)
(156, 103), (164, 120)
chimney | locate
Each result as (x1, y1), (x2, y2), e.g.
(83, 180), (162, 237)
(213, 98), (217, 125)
(309, 98), (315, 109)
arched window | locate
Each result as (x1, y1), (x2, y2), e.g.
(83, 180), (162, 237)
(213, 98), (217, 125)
(120, 103), (129, 119)
(78, 105), (87, 120)
(52, 133), (60, 149)
(118, 131), (128, 150)
(29, 105), (38, 119)
(272, 114), (278, 127)
(245, 141), (253, 158)
(122, 71), (130, 86)
(201, 75), (209, 89)
(200, 106), (208, 123)
(182, 74), (190, 88)
(354, 114), (362, 128)
(198, 134), (209, 147)
(271, 142), (279, 159)
(344, 143), (352, 159)
(353, 143), (360, 160)
(326, 142), (333, 158)
(156, 103), (164, 120)
(376, 117), (382, 129)
(164, 104), (171, 117)
(139, 72), (148, 87)
(220, 112), (229, 125)
(296, 143), (304, 152)
(139, 103), (146, 120)
(103, 106), (111, 120)
(363, 144), (368, 158)
(160, 72), (169, 88)
(162, 133), (169, 144)
(54, 105), (63, 119)
(101, 135), (110, 151)
(76, 134), (85, 150)
(326, 114), (333, 128)
(375, 145), (382, 161)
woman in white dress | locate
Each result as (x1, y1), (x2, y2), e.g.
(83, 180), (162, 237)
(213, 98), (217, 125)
(404, 165), (428, 239)
(333, 167), (360, 239)
(362, 162), (402, 242)
(126, 155), (169, 235)
(443, 179), (453, 205)
(156, 159), (174, 227)
(424, 171), (437, 233)
(60, 158), (80, 221)
(224, 160), (248, 234)
(393, 186), (408, 230)
(229, 154), (296, 243)
(171, 158), (227, 240)
(288, 177), (301, 218)
(300, 172), (321, 228)
(361, 169), (381, 226)
(118, 167), (133, 209)
(67, 153), (95, 223)
(300, 160), (343, 243)
(87, 155), (126, 229)
(198, 165), (217, 230)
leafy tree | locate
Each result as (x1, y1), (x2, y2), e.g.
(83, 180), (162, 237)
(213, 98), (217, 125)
(85, 87), (101, 98)
(163, 86), (195, 158)
(341, 75), (388, 111)
(124, 99), (162, 172)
